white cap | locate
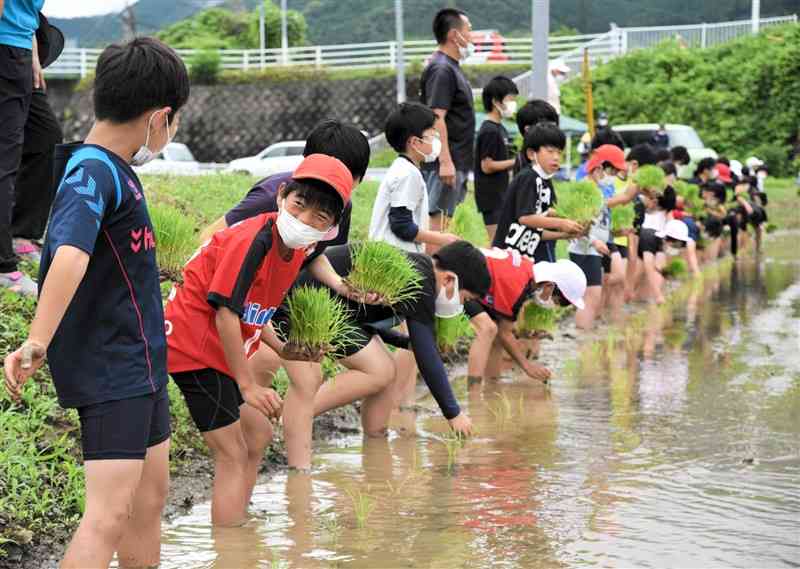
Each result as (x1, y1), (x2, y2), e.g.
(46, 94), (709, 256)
(657, 219), (690, 242)
(729, 159), (743, 179)
(746, 156), (764, 170)
(533, 260), (587, 310)
(550, 60), (570, 74)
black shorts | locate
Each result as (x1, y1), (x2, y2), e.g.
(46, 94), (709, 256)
(704, 217), (724, 238)
(637, 229), (663, 259)
(481, 209), (501, 226)
(611, 243), (629, 259)
(172, 369), (245, 433)
(569, 253), (603, 287)
(77, 383), (171, 461)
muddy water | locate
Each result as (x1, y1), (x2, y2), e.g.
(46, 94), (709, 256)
(157, 235), (800, 569)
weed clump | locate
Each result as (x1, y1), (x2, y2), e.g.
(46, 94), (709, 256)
(345, 241), (424, 305)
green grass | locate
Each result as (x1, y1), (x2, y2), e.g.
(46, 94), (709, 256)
(368, 147), (398, 169)
(345, 241), (424, 306)
(349, 181), (380, 242)
(449, 197), (490, 247)
(284, 286), (359, 359)
(148, 202), (198, 281)
(553, 180), (604, 224)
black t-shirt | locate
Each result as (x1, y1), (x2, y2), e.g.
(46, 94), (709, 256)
(288, 244), (460, 419)
(224, 171), (352, 267)
(420, 51), (475, 172)
(492, 168), (557, 262)
(512, 150), (531, 177)
(474, 120), (511, 213)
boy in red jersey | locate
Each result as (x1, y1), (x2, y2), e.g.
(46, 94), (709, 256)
(164, 154), (352, 526)
(465, 249), (587, 383)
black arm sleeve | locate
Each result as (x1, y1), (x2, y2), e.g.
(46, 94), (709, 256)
(407, 318), (461, 420)
(388, 206), (420, 242)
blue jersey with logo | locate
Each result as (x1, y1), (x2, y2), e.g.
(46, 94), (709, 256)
(0, 0), (43, 49)
(40, 144), (168, 408)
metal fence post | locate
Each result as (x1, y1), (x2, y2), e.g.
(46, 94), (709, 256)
(243, 51), (249, 71)
(389, 41), (396, 69)
(621, 28), (628, 54)
(701, 22), (707, 48)
(80, 48), (87, 78)
(315, 46), (323, 68)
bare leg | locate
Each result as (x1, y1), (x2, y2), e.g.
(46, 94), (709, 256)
(283, 360), (325, 470)
(642, 251), (665, 304)
(606, 252), (627, 323)
(575, 285), (603, 330)
(117, 439), (170, 568)
(484, 337), (506, 379)
(467, 312), (498, 379)
(203, 421), (251, 526)
(61, 459), (145, 568)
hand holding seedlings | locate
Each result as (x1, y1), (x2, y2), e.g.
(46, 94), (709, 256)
(524, 361), (552, 384)
(592, 240), (611, 256)
(448, 412), (474, 437)
(4, 340), (46, 401)
(241, 382), (283, 419)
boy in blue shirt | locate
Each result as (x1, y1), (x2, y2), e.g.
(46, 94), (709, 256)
(3, 37), (189, 568)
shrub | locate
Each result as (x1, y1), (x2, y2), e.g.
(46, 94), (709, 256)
(189, 49), (222, 85)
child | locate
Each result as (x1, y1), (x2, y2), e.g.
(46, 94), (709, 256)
(270, 241), (491, 470)
(164, 154), (352, 526)
(465, 250), (587, 383)
(512, 99), (559, 174)
(475, 76), (519, 240)
(369, 102), (458, 254)
(493, 122), (583, 264)
(568, 145), (640, 330)
(3, 37), (189, 568)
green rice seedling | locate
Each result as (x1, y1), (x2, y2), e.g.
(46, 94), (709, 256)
(517, 301), (556, 338)
(766, 222), (778, 234)
(441, 432), (464, 472)
(345, 487), (376, 529)
(673, 180), (705, 218)
(270, 549), (288, 569)
(553, 180), (604, 224)
(345, 241), (424, 305)
(662, 257), (688, 279)
(148, 202), (197, 282)
(449, 199), (489, 247)
(318, 512), (342, 544)
(435, 313), (474, 352)
(611, 202), (636, 232)
(285, 286), (360, 361)
(633, 165), (666, 195)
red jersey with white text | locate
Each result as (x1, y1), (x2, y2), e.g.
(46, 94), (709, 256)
(165, 213), (305, 376)
(480, 248), (536, 319)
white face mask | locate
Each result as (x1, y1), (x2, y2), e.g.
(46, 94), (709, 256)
(456, 31), (475, 61)
(417, 136), (442, 164)
(498, 100), (517, 119)
(131, 111), (172, 167)
(276, 200), (331, 250)
(434, 274), (463, 318)
(532, 287), (556, 309)
(532, 161), (555, 180)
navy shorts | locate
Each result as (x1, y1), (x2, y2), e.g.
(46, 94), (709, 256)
(172, 369), (245, 433)
(423, 168), (468, 217)
(78, 383), (171, 461)
(570, 253), (603, 287)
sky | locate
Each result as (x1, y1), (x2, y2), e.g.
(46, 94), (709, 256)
(43, 0), (138, 19)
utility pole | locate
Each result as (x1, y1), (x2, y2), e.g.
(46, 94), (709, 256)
(281, 0), (289, 66)
(259, 4), (265, 70)
(395, 0), (406, 103)
(121, 1), (137, 40)
(530, 0), (550, 100)
(751, 0), (760, 34)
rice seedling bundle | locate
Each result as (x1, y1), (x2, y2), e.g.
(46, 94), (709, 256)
(284, 285), (359, 361)
(611, 202), (636, 232)
(662, 257), (688, 279)
(148, 202), (197, 281)
(673, 180), (705, 218)
(633, 165), (666, 195)
(449, 199), (489, 247)
(345, 241), (424, 305)
(553, 180), (604, 224)
(517, 301), (556, 337)
(435, 313), (474, 353)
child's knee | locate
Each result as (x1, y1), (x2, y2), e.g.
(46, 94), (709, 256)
(212, 436), (248, 468)
(474, 317), (498, 341)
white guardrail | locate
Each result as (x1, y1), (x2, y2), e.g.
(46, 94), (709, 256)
(45, 15), (797, 79)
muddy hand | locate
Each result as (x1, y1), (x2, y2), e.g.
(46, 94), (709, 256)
(4, 341), (46, 401)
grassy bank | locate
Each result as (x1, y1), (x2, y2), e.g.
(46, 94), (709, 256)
(0, 175), (796, 558)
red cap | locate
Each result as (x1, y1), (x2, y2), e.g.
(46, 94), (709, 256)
(716, 162), (732, 184)
(586, 144), (627, 173)
(292, 154), (354, 204)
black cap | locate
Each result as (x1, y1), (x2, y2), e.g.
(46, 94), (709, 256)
(36, 12), (65, 69)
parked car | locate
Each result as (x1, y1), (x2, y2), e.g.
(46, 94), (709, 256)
(613, 123), (717, 177)
(133, 142), (203, 176)
(226, 141), (305, 177)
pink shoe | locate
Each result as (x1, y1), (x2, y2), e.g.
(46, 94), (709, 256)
(13, 239), (41, 264)
(0, 271), (38, 297)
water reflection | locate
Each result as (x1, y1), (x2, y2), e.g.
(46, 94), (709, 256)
(157, 237), (800, 569)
